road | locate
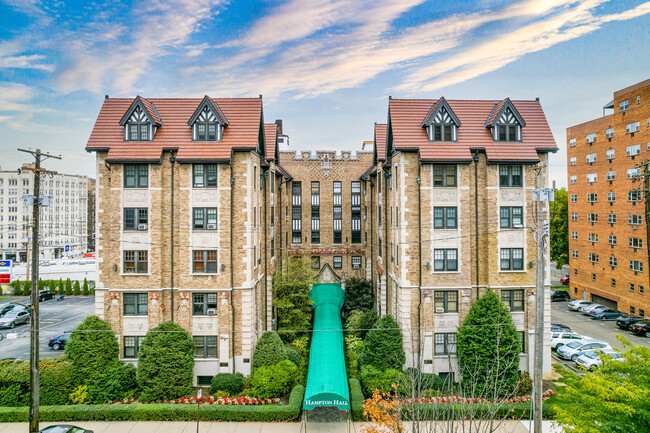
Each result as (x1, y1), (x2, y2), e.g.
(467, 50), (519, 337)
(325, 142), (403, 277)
(0, 296), (95, 360)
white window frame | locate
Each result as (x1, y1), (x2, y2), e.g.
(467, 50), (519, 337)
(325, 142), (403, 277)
(569, 157), (576, 166)
(607, 171), (615, 181)
(606, 128), (614, 138)
(587, 173), (597, 183)
(570, 176), (577, 184)
(586, 133), (596, 143)
(606, 149), (615, 159)
(626, 121), (640, 134)
(586, 153), (597, 163)
(626, 145), (640, 156)
(569, 138), (576, 147)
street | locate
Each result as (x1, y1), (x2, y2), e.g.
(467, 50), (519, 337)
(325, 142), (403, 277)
(0, 296), (95, 360)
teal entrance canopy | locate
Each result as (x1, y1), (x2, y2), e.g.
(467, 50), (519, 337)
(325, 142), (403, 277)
(303, 283), (350, 410)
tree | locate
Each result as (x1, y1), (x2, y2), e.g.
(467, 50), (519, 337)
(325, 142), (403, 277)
(345, 309), (378, 339)
(358, 315), (405, 371)
(272, 256), (315, 342)
(550, 187), (568, 269)
(58, 278), (64, 295)
(343, 278), (374, 314)
(555, 337), (650, 433)
(82, 278), (89, 295)
(73, 280), (81, 295)
(252, 331), (288, 372)
(64, 278), (72, 295)
(456, 289), (520, 398)
(64, 315), (119, 383)
(136, 321), (194, 402)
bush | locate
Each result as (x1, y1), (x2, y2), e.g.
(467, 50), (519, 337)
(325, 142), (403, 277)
(403, 368), (445, 391)
(82, 279), (89, 296)
(87, 361), (138, 403)
(0, 357), (75, 407)
(252, 332), (288, 373)
(272, 256), (315, 342)
(358, 315), (404, 371)
(65, 315), (119, 384)
(39, 279), (45, 291)
(210, 373), (244, 397)
(349, 378), (364, 421)
(65, 279), (72, 296)
(73, 280), (81, 295)
(22, 280), (31, 296)
(68, 385), (89, 405)
(345, 309), (377, 339)
(58, 279), (64, 295)
(517, 371), (533, 396)
(360, 365), (405, 396)
(285, 347), (301, 365)
(10, 281), (22, 296)
(249, 360), (298, 399)
(344, 335), (363, 379)
(343, 278), (374, 314)
(137, 321), (194, 402)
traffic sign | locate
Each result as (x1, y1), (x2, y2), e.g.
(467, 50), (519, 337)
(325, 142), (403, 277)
(65, 245), (70, 252)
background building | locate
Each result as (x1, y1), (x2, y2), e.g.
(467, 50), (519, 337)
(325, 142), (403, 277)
(88, 178), (96, 252)
(567, 79), (650, 318)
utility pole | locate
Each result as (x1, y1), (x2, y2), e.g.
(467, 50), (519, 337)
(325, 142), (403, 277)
(631, 160), (650, 291)
(17, 148), (60, 433)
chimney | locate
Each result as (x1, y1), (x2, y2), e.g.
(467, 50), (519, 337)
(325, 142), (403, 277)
(105, 94), (109, 100)
(389, 95), (392, 100)
(259, 94), (263, 99)
(535, 97), (540, 102)
(275, 119), (283, 134)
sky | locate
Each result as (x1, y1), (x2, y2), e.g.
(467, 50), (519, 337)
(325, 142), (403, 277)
(0, 0), (649, 187)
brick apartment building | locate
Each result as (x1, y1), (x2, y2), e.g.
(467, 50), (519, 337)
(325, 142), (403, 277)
(86, 93), (556, 384)
(567, 79), (650, 318)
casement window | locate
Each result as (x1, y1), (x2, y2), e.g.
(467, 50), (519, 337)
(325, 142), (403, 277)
(193, 208), (217, 230)
(631, 306), (636, 315)
(587, 193), (597, 202)
(433, 165), (457, 187)
(193, 250), (218, 273)
(496, 123), (519, 142)
(351, 256), (362, 269)
(333, 181), (342, 243)
(629, 214), (643, 224)
(609, 257), (617, 267)
(499, 165), (523, 187)
(587, 213), (598, 222)
(127, 123), (149, 141)
(586, 153), (597, 163)
(626, 121), (640, 134)
(434, 207), (457, 229)
(572, 250), (578, 258)
(570, 176), (577, 184)
(124, 251), (148, 273)
(193, 164), (218, 188)
(569, 138), (576, 147)
(640, 286), (645, 295)
(626, 145), (641, 156)
(571, 231), (578, 240)
(434, 291), (458, 313)
(607, 192), (616, 202)
(620, 100), (629, 111)
(586, 133), (596, 143)
(587, 173), (597, 183)
(607, 171), (615, 181)
(500, 207), (523, 228)
(351, 181), (362, 243)
(311, 182), (320, 244)
(434, 249), (458, 272)
(333, 256), (342, 269)
(124, 164), (148, 188)
(628, 190), (642, 201)
(500, 248), (524, 270)
(434, 333), (457, 355)
(630, 260), (644, 272)
(194, 336), (218, 358)
(193, 293), (218, 315)
(627, 168), (641, 179)
(123, 336), (142, 358)
(501, 290), (524, 311)
(124, 208), (148, 231)
(571, 213), (578, 221)
(608, 214), (616, 224)
(606, 128), (615, 139)
(292, 181), (302, 244)
(606, 150), (615, 160)
(311, 256), (320, 270)
(608, 235), (617, 245)
(588, 253), (599, 263)
(570, 157), (576, 166)
(629, 237), (643, 248)
(124, 293), (148, 316)
(570, 194), (577, 202)
(630, 284), (636, 292)
(588, 233), (598, 242)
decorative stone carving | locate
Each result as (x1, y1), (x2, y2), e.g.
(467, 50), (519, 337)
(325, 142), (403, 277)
(193, 316), (219, 335)
(500, 189), (523, 204)
(123, 316), (148, 335)
(432, 189), (457, 204)
(434, 313), (459, 332)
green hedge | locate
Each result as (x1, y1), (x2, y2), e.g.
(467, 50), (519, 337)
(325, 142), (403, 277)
(400, 401), (564, 420)
(349, 379), (364, 421)
(0, 385), (305, 422)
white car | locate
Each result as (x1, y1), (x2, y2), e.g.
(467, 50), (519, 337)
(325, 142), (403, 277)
(578, 303), (603, 313)
(557, 340), (612, 361)
(568, 300), (594, 311)
(551, 332), (586, 350)
(582, 304), (606, 315)
(575, 350), (625, 371)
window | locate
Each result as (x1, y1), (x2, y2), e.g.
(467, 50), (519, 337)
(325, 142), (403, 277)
(351, 181), (361, 243)
(630, 283), (635, 292)
(571, 231), (578, 240)
(193, 208), (217, 230)
(629, 237), (643, 248)
(434, 207), (457, 229)
(569, 157), (576, 166)
(433, 165), (457, 187)
(311, 182), (320, 244)
(501, 290), (524, 311)
(123, 336), (142, 358)
(627, 168), (641, 179)
(628, 190), (642, 201)
(609, 235), (617, 245)
(496, 121), (519, 142)
(620, 100), (629, 111)
(500, 207), (523, 228)
(124, 208), (148, 230)
(500, 248), (524, 270)
(607, 192), (616, 202)
(434, 333), (457, 355)
(572, 250), (578, 258)
(333, 181), (342, 243)
(630, 260), (644, 272)
(193, 164), (218, 188)
(606, 128), (614, 139)
(434, 249), (458, 272)
(586, 153), (597, 163)
(311, 256), (320, 270)
(292, 182), (302, 244)
(124, 293), (148, 315)
(570, 176), (577, 184)
(631, 306), (636, 315)
(194, 106), (219, 141)
(333, 256), (342, 269)
(571, 213), (578, 221)
(629, 214), (643, 224)
(587, 174), (597, 183)
(193, 250), (218, 273)
(588, 253), (599, 263)
(608, 214), (616, 224)
(124, 251), (148, 273)
(569, 138), (576, 147)
(428, 108), (456, 142)
(588, 233), (598, 242)
(641, 309), (646, 317)
(499, 165), (523, 187)
(587, 213), (598, 222)
(194, 336), (218, 358)
(519, 331), (526, 353)
(193, 293), (219, 315)
(351, 256), (362, 269)
(607, 171), (615, 181)
(124, 164), (148, 188)
(626, 145), (641, 156)
(127, 108), (150, 141)
(626, 121), (640, 134)
(586, 133), (596, 143)
(586, 193), (597, 202)
(434, 291), (458, 313)
(609, 257), (617, 267)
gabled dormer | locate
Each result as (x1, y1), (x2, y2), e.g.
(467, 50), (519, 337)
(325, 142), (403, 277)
(421, 97), (461, 142)
(485, 98), (525, 142)
(188, 96), (228, 142)
(119, 96), (162, 142)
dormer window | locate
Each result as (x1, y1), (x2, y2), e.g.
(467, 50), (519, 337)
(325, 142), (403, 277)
(495, 108), (520, 142)
(486, 99), (525, 143)
(119, 96), (161, 142)
(422, 98), (460, 143)
(189, 96), (228, 142)
(126, 106), (151, 141)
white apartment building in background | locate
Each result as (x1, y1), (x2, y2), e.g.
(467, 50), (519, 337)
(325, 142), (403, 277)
(0, 164), (89, 261)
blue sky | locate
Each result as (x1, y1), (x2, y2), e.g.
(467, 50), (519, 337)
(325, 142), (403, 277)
(0, 0), (649, 186)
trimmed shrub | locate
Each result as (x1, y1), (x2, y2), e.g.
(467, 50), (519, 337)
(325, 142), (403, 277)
(73, 280), (81, 295)
(403, 368), (445, 391)
(40, 357), (76, 406)
(68, 385), (89, 404)
(210, 373), (244, 397)
(358, 315), (404, 371)
(349, 378), (364, 421)
(285, 347), (301, 366)
(344, 334), (363, 379)
(64, 279), (72, 296)
(87, 361), (138, 404)
(58, 279), (64, 295)
(360, 365), (405, 396)
(517, 371), (533, 396)
(10, 281), (22, 296)
(344, 309), (377, 339)
(0, 360), (29, 407)
(249, 360), (298, 399)
(22, 280), (31, 296)
(39, 279), (45, 291)
(65, 315), (119, 384)
(137, 321), (194, 402)
(343, 278), (374, 314)
(82, 279), (89, 296)
(252, 332), (287, 372)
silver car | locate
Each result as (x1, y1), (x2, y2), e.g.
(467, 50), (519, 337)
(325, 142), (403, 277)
(568, 300), (594, 311)
(557, 340), (611, 361)
(575, 350), (624, 371)
(0, 310), (30, 329)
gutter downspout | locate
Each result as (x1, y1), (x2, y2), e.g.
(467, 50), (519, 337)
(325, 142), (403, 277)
(383, 170), (389, 316)
(230, 163), (236, 374)
(263, 169), (268, 331)
(170, 153), (176, 322)
(417, 168), (422, 366)
(474, 153), (480, 300)
(370, 180), (374, 307)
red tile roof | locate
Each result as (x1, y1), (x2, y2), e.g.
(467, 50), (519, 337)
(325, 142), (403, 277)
(374, 123), (387, 162)
(87, 97), (263, 162)
(388, 99), (557, 162)
(264, 123), (278, 161)
(139, 97), (162, 125)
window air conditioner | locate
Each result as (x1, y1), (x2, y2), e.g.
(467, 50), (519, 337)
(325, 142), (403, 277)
(435, 307), (445, 313)
(207, 223), (217, 230)
(137, 224), (148, 230)
(207, 308), (216, 316)
(363, 215), (367, 220)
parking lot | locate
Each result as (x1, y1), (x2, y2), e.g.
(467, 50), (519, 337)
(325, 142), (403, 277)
(0, 296), (95, 360)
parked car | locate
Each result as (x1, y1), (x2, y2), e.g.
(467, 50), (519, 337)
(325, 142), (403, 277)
(39, 290), (55, 301)
(568, 300), (594, 311)
(575, 350), (625, 371)
(551, 332), (586, 350)
(0, 310), (30, 329)
(557, 340), (612, 361)
(551, 290), (571, 302)
(560, 275), (570, 285)
(616, 314), (645, 330)
(49, 333), (71, 350)
(630, 320), (650, 336)
(551, 323), (571, 332)
(39, 425), (93, 433)
(581, 304), (605, 314)
(590, 308), (624, 320)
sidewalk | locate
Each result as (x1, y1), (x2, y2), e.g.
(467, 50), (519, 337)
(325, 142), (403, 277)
(0, 420), (564, 433)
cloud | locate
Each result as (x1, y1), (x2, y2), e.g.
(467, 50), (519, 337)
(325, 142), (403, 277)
(0, 39), (53, 71)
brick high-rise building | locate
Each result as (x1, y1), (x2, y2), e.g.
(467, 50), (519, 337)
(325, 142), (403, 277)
(567, 79), (650, 318)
